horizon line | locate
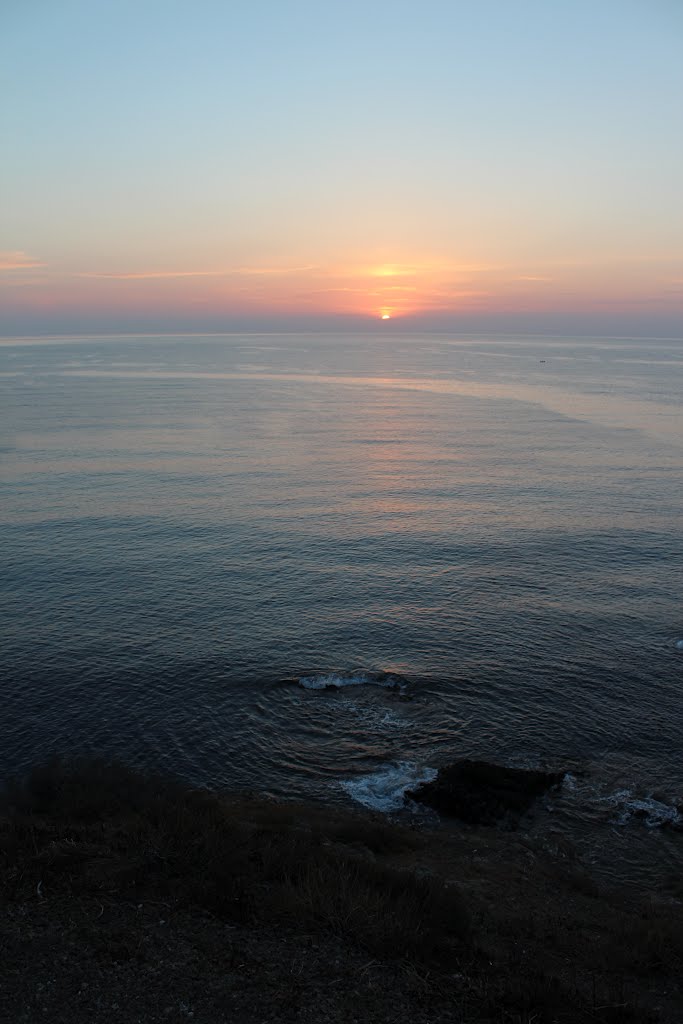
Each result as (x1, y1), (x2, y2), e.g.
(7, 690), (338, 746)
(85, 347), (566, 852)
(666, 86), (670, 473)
(2, 328), (683, 344)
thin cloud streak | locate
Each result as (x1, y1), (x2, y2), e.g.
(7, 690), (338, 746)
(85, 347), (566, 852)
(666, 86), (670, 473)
(0, 251), (45, 271)
(79, 265), (317, 281)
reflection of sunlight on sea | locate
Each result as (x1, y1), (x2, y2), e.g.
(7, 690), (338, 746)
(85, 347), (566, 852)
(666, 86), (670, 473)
(57, 354), (683, 446)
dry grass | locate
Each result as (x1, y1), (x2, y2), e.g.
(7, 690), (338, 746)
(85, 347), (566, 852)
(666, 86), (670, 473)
(2, 757), (681, 1023)
(0, 757), (469, 961)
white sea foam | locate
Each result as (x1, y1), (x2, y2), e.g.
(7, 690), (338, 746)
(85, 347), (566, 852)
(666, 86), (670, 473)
(298, 672), (404, 691)
(337, 699), (408, 730)
(339, 762), (437, 812)
(675, 639), (683, 651)
(604, 788), (682, 828)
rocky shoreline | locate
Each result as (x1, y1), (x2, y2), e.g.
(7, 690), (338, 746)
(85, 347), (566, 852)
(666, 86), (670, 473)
(1, 758), (681, 1022)
(406, 758), (565, 825)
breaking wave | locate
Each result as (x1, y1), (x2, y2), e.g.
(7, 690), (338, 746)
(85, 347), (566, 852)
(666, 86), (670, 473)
(339, 762), (437, 812)
(603, 789), (682, 829)
(296, 671), (406, 691)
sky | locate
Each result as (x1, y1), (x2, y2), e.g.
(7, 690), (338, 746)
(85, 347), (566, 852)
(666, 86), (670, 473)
(1, 0), (682, 337)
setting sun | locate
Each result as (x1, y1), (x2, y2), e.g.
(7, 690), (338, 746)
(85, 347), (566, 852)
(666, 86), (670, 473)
(381, 313), (391, 320)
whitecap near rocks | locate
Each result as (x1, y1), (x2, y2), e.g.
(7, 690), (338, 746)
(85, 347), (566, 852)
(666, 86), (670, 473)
(602, 788), (683, 830)
(339, 763), (437, 812)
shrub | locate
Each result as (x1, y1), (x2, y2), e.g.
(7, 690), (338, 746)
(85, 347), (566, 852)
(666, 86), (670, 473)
(0, 757), (470, 960)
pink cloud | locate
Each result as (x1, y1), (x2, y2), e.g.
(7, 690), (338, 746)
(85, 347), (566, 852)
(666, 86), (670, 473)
(79, 265), (316, 281)
(0, 250), (45, 271)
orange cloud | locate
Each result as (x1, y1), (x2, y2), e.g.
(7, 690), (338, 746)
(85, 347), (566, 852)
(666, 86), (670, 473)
(79, 265), (317, 281)
(0, 250), (45, 271)
(7, 249), (675, 329)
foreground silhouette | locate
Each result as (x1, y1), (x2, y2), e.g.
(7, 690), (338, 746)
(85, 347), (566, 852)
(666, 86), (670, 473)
(1, 759), (680, 1022)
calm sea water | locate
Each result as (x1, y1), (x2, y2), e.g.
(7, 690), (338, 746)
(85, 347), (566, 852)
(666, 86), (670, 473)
(2, 332), (682, 882)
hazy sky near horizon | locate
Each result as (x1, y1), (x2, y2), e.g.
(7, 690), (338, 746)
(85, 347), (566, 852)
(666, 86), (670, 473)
(1, 0), (682, 336)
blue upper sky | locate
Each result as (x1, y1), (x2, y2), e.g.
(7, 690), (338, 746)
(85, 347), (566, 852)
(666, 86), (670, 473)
(1, 0), (682, 335)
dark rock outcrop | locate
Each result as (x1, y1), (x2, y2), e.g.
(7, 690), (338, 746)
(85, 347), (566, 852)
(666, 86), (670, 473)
(406, 759), (564, 826)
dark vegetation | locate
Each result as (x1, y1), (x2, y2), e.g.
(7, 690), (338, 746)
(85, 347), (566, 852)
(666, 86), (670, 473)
(1, 758), (681, 1023)
(1, 758), (467, 961)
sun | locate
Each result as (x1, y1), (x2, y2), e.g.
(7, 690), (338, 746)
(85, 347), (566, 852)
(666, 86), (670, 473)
(381, 313), (391, 320)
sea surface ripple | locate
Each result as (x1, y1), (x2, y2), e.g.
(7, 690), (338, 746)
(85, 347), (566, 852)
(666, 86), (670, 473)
(1, 332), (682, 883)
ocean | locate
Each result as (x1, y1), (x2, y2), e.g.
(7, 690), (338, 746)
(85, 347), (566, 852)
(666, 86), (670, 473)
(1, 331), (682, 884)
